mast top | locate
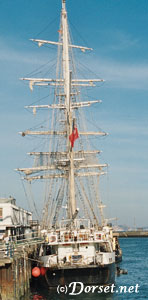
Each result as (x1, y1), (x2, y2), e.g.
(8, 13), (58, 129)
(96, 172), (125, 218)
(62, 0), (66, 10)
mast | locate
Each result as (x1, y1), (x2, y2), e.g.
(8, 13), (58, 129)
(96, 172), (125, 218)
(17, 0), (108, 228)
(62, 0), (76, 218)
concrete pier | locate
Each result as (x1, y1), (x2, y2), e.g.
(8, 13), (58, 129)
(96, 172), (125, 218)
(113, 231), (148, 238)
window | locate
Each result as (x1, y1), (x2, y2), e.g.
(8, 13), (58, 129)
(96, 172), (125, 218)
(0, 208), (3, 221)
(99, 242), (111, 253)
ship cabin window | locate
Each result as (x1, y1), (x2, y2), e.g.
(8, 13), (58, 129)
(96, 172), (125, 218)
(46, 245), (52, 255)
(0, 208), (3, 221)
(42, 245), (51, 256)
(80, 225), (85, 229)
(97, 242), (111, 253)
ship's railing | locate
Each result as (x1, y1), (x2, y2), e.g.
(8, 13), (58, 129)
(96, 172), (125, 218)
(0, 230), (44, 258)
(58, 231), (105, 243)
(45, 225), (112, 246)
(46, 229), (108, 244)
(4, 230), (42, 241)
(58, 231), (91, 243)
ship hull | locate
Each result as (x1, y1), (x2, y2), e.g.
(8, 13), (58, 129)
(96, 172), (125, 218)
(41, 263), (115, 288)
(115, 254), (122, 264)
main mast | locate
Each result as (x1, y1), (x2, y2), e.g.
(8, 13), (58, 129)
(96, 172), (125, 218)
(61, 0), (76, 219)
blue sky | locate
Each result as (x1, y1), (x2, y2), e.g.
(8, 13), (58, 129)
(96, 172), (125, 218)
(0, 0), (148, 227)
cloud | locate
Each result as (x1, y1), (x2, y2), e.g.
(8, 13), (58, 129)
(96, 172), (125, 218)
(91, 57), (148, 90)
(0, 39), (54, 66)
(105, 121), (148, 136)
(1, 36), (148, 91)
(107, 30), (139, 51)
(78, 27), (148, 90)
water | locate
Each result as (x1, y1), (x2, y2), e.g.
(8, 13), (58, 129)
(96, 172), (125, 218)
(22, 238), (148, 300)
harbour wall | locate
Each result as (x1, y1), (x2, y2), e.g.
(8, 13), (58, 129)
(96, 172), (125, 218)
(0, 255), (31, 300)
(113, 231), (148, 238)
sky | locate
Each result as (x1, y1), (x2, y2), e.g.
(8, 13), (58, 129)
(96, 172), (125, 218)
(0, 0), (148, 228)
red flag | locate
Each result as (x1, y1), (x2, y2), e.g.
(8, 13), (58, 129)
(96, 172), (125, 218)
(69, 127), (79, 148)
(58, 29), (62, 34)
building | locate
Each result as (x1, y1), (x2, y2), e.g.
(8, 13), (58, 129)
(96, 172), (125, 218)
(0, 196), (32, 240)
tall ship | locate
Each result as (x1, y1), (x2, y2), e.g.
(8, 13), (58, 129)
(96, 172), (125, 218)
(17, 0), (116, 287)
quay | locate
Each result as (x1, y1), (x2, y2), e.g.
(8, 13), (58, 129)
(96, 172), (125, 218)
(113, 231), (148, 238)
(0, 197), (44, 300)
(0, 232), (44, 300)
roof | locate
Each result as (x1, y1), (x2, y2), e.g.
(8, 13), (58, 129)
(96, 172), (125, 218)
(0, 197), (16, 205)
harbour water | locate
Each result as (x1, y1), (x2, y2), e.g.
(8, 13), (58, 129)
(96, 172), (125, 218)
(21, 238), (148, 300)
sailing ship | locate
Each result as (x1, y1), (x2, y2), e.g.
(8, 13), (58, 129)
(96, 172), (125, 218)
(17, 0), (117, 287)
